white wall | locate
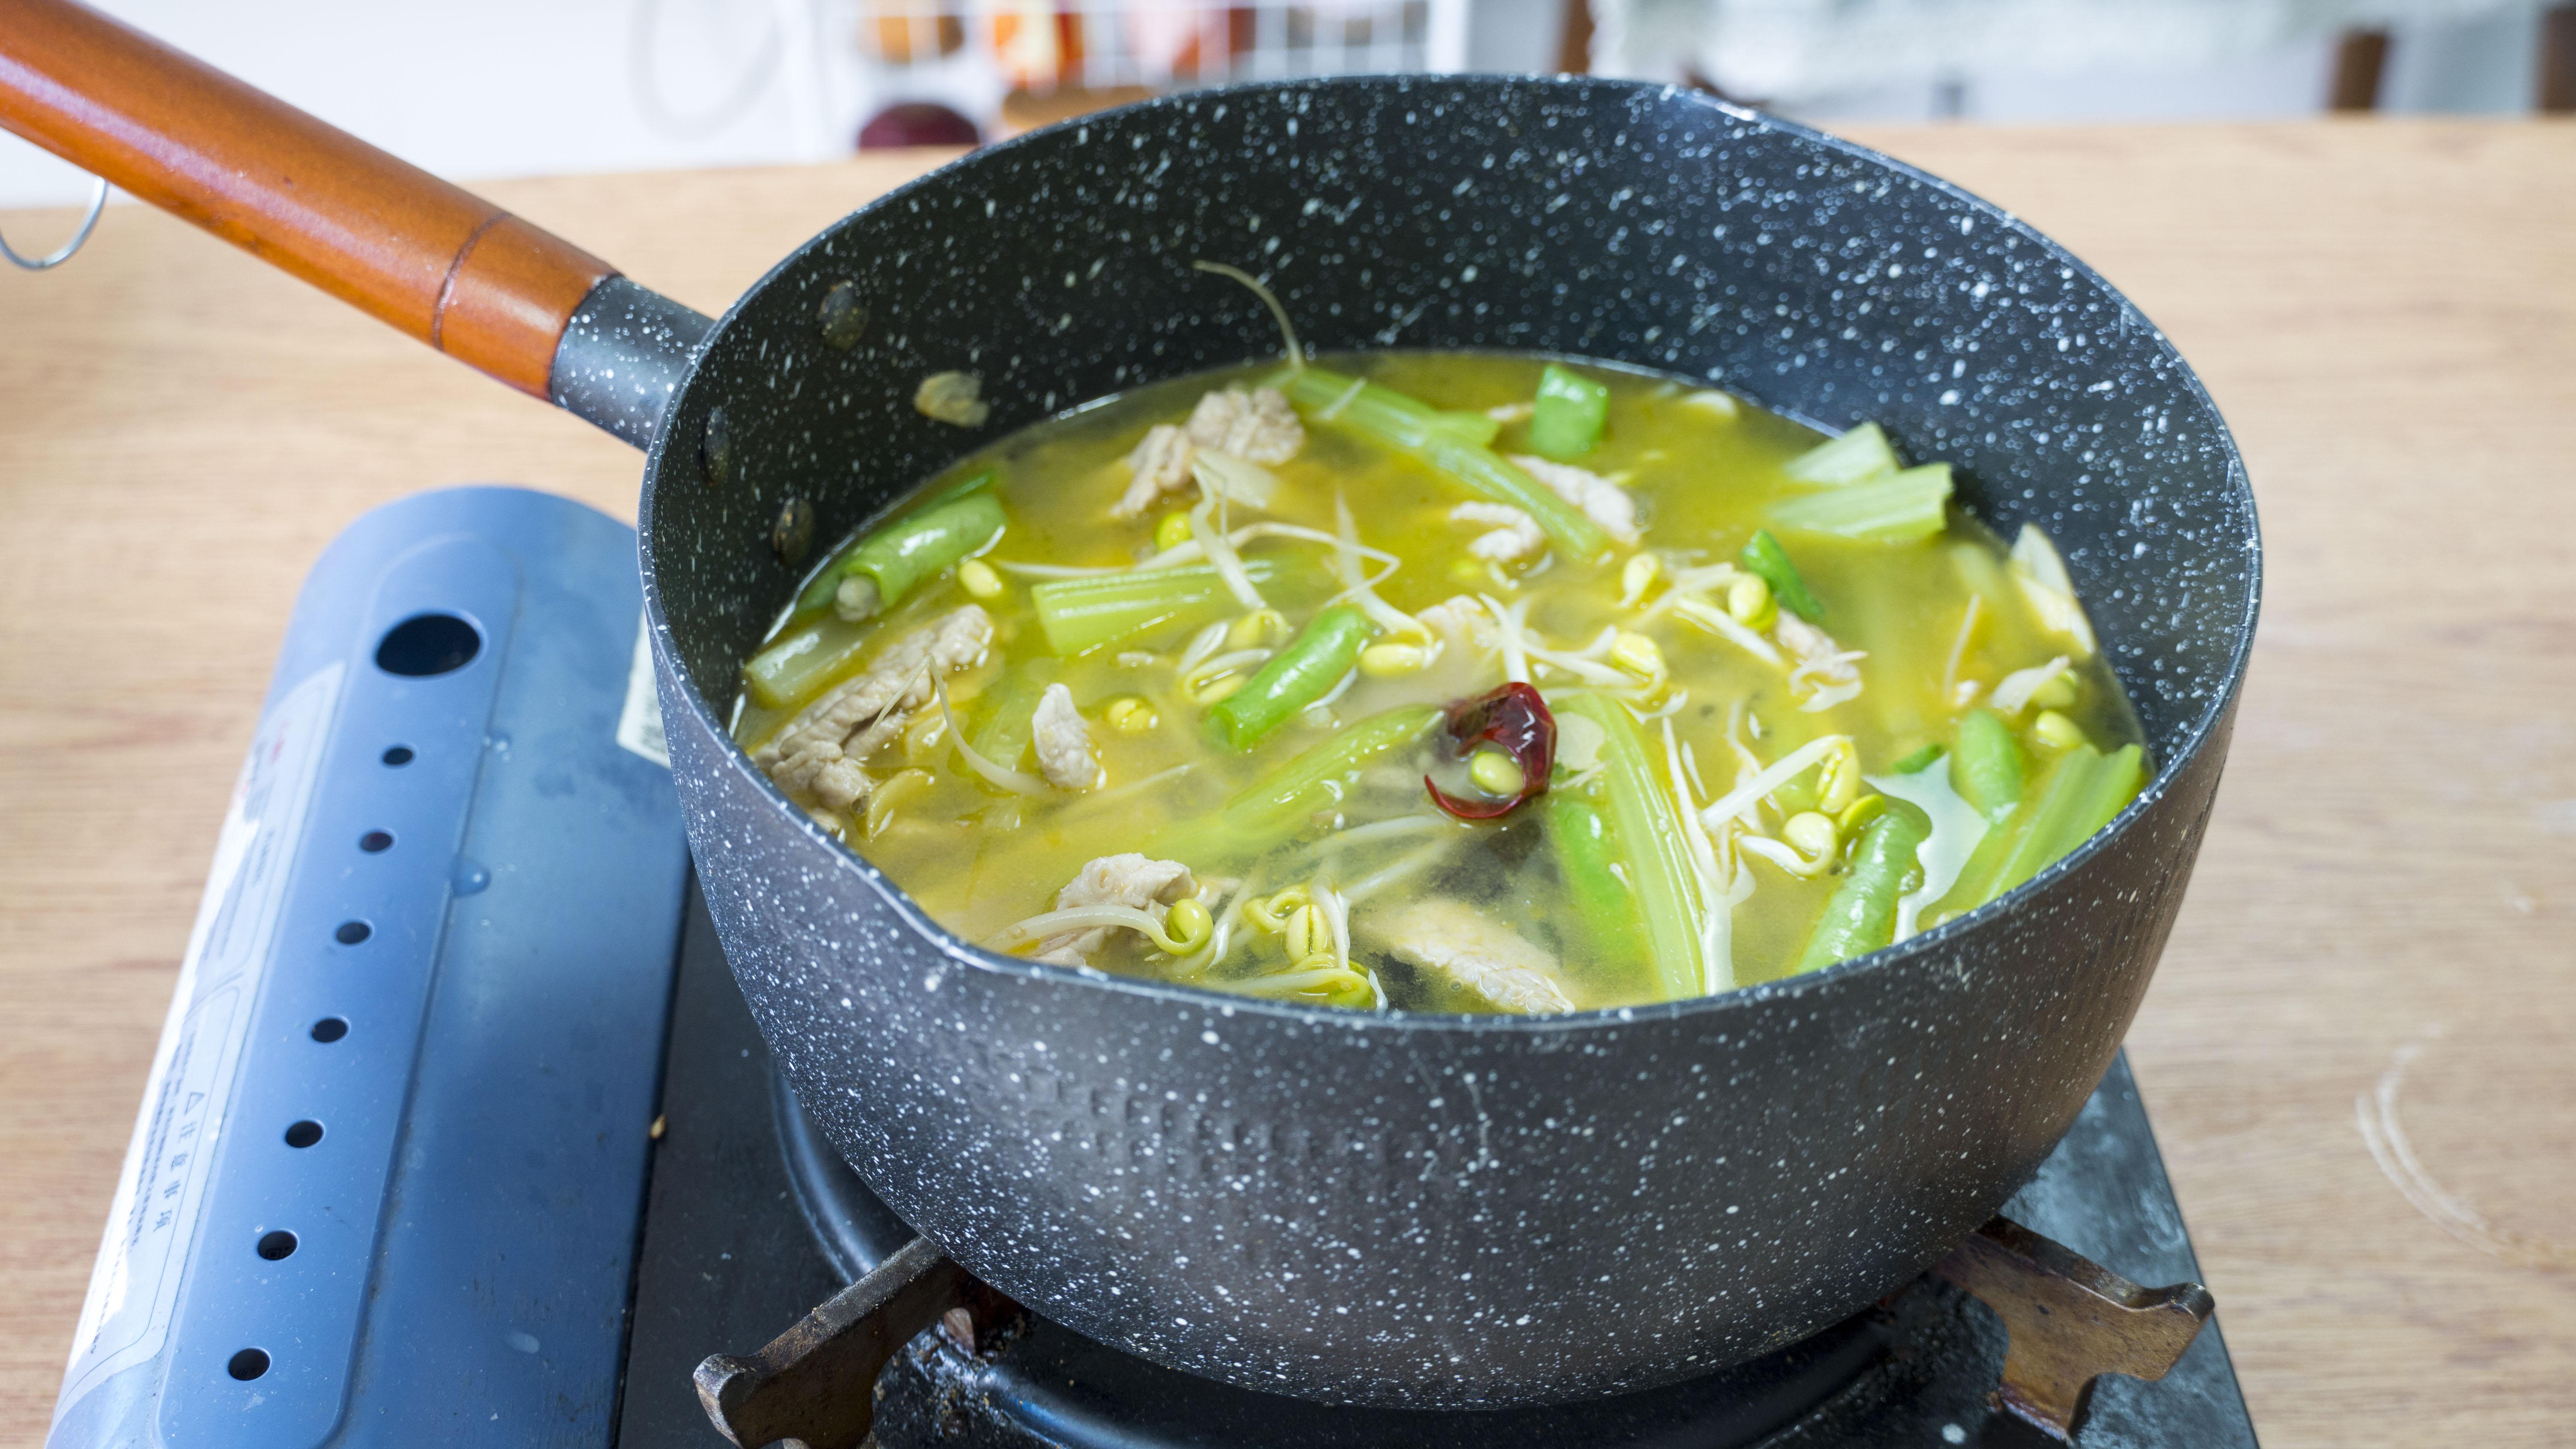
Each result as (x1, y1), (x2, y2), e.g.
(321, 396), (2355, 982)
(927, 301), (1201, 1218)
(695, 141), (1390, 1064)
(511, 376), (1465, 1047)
(2, 0), (816, 209)
(0, 0), (2552, 209)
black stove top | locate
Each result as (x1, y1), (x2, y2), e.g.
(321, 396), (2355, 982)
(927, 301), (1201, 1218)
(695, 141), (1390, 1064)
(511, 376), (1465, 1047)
(614, 884), (2255, 1449)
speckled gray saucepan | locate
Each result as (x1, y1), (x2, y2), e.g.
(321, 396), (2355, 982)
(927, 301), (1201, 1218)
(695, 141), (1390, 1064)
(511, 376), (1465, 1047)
(12, 40), (2257, 1410)
(633, 76), (2257, 1410)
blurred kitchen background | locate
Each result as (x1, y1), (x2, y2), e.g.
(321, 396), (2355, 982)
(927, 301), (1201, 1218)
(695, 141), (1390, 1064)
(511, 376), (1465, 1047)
(2, 0), (2568, 208)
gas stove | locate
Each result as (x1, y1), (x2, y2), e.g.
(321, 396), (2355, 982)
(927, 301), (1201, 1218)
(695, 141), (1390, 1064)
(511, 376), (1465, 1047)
(46, 490), (2257, 1449)
(629, 884), (2254, 1449)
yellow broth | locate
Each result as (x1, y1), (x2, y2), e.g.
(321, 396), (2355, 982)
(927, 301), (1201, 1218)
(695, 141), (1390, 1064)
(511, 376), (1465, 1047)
(736, 351), (2144, 1012)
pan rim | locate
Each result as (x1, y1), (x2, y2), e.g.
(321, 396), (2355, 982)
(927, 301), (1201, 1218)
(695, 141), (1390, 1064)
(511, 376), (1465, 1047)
(636, 73), (2263, 1037)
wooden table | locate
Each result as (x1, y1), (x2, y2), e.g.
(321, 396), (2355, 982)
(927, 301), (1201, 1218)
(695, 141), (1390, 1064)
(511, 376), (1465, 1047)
(5, 122), (2573, 1446)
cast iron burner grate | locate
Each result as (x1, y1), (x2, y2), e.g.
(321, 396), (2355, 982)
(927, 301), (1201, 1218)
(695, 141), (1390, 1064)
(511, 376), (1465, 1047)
(615, 886), (2259, 1449)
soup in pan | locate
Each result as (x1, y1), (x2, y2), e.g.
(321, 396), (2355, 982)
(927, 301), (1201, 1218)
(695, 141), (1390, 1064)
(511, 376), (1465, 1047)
(736, 318), (2143, 1015)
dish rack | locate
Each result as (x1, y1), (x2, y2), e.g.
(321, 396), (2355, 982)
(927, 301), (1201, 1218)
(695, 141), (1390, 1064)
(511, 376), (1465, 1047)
(803, 0), (1470, 138)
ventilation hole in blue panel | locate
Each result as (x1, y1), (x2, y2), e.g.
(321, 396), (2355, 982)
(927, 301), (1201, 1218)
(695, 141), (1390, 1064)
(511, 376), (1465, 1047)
(382, 745), (415, 766)
(227, 1349), (270, 1381)
(359, 831), (393, 853)
(375, 613), (481, 677)
(334, 920), (371, 945)
(310, 1017), (348, 1043)
(284, 1120), (324, 1149)
(257, 1230), (298, 1261)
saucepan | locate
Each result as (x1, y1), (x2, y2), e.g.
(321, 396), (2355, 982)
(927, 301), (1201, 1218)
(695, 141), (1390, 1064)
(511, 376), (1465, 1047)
(1, 0), (2257, 1409)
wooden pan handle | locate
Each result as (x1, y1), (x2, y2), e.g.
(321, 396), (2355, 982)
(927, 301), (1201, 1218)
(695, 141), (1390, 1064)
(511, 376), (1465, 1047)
(0, 0), (619, 398)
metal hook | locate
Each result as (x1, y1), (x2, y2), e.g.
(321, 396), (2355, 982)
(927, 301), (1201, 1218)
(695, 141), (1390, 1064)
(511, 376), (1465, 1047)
(2, 174), (110, 271)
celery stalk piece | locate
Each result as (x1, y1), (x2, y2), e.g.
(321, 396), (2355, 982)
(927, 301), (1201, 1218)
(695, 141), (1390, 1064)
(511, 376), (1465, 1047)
(1279, 366), (1610, 559)
(1949, 709), (2026, 822)
(742, 615), (871, 713)
(968, 663), (1057, 776)
(1739, 528), (1826, 621)
(1984, 746), (2108, 898)
(1029, 556), (1297, 657)
(1938, 740), (2143, 912)
(793, 473), (1000, 617)
(1528, 363), (1609, 460)
(1158, 706), (1444, 858)
(2070, 743), (2145, 841)
(1543, 792), (1647, 967)
(1556, 694), (1708, 1000)
(1204, 607), (1370, 752)
(1769, 463), (1953, 543)
(1425, 411), (1503, 447)
(1783, 421), (1901, 484)
(1796, 799), (1932, 972)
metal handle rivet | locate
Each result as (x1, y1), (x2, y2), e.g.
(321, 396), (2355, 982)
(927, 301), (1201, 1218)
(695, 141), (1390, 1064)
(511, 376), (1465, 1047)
(818, 282), (869, 351)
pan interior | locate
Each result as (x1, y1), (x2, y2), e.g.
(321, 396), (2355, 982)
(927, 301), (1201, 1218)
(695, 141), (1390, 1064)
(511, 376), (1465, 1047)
(638, 73), (2256, 912)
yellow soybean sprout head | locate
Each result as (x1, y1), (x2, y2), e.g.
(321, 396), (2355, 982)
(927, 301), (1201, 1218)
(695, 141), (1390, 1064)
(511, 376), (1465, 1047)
(1160, 897), (1215, 954)
(1817, 737), (1865, 813)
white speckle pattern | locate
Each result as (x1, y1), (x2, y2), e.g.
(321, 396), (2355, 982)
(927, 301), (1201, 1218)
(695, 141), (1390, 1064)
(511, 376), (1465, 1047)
(629, 76), (2260, 1410)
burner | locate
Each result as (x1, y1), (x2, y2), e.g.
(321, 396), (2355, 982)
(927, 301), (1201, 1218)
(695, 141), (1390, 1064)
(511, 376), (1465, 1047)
(629, 882), (2258, 1449)
(770, 1071), (1903, 1448)
(51, 492), (2256, 1449)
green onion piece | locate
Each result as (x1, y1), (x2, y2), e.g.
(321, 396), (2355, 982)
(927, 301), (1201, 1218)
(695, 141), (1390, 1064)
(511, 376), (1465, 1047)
(795, 490), (1005, 617)
(1796, 799), (1933, 972)
(1279, 366), (1610, 559)
(1949, 709), (2026, 822)
(1029, 556), (1298, 657)
(1542, 791), (1647, 967)
(1889, 743), (1946, 774)
(1739, 528), (1826, 621)
(1783, 421), (1901, 484)
(1555, 693), (1707, 1000)
(1768, 463), (1953, 544)
(1528, 363), (1609, 460)
(1203, 606), (1370, 752)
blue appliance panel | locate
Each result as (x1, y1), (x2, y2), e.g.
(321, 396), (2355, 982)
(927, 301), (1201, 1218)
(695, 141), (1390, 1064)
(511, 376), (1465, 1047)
(49, 487), (688, 1449)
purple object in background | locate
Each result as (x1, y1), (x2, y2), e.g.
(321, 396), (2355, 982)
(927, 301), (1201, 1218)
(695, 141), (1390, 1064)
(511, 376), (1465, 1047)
(858, 102), (980, 149)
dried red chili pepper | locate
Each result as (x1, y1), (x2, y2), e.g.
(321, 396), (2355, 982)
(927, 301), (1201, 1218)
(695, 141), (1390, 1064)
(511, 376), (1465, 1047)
(1424, 681), (1555, 821)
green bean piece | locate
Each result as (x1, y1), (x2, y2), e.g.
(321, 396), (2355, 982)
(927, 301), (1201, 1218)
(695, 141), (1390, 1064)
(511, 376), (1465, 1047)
(1769, 464), (1953, 544)
(1796, 799), (1933, 973)
(1555, 694), (1707, 1000)
(1739, 528), (1825, 622)
(1029, 556), (1301, 657)
(1950, 709), (2026, 822)
(1543, 791), (1647, 967)
(795, 490), (1005, 618)
(1277, 366), (1610, 559)
(1203, 607), (1370, 752)
(1528, 363), (1609, 460)
(793, 475), (996, 616)
(1889, 743), (1946, 775)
